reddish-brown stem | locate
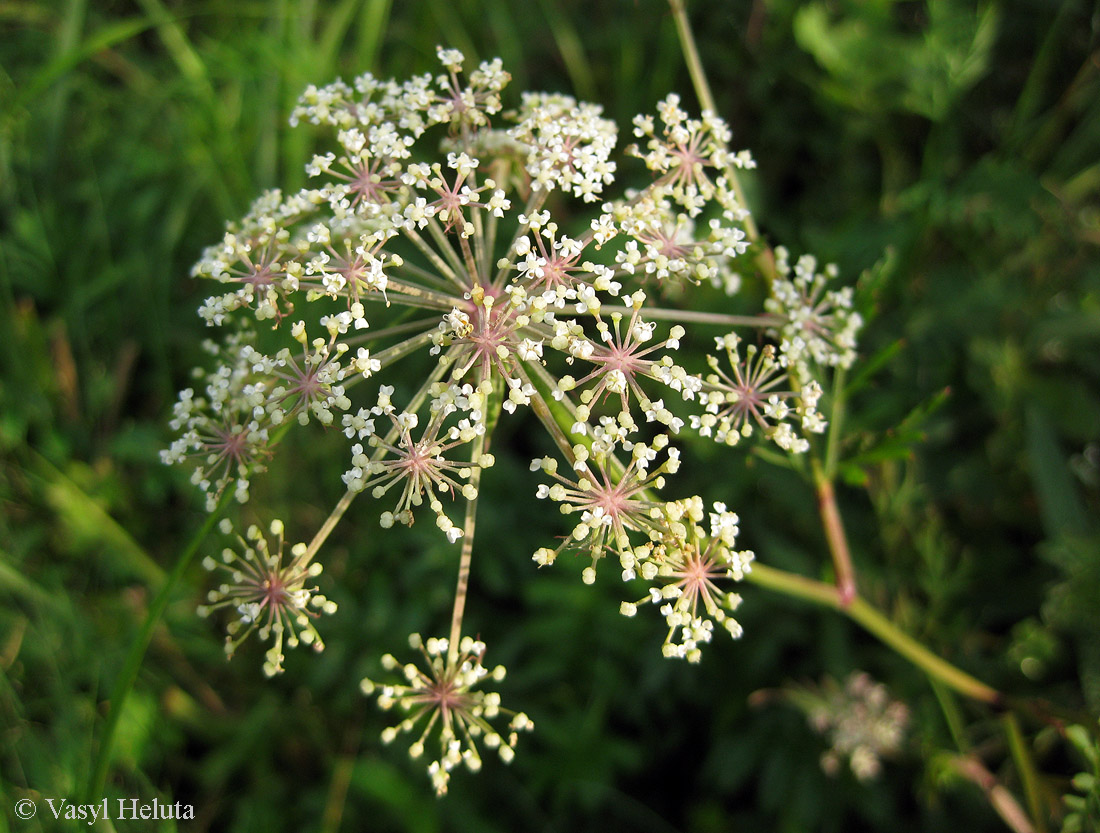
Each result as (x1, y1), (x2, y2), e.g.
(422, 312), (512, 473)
(950, 756), (1037, 833)
(812, 459), (856, 607)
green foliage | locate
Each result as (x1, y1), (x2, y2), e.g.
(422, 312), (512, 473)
(793, 0), (998, 121)
(1062, 722), (1100, 833)
(1, 0), (1098, 830)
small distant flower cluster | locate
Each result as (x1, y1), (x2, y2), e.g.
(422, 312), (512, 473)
(166, 47), (860, 792)
(806, 672), (910, 781)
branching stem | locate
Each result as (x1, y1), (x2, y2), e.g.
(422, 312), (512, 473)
(746, 562), (1002, 706)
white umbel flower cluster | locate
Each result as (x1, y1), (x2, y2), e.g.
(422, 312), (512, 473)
(167, 46), (862, 793)
(198, 519), (337, 677)
(361, 634), (532, 796)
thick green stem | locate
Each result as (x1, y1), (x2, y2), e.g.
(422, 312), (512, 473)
(823, 366), (847, 481)
(85, 489), (232, 801)
(747, 562), (1003, 706)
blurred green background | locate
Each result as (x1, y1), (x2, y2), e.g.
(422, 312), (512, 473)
(2, 0), (1099, 830)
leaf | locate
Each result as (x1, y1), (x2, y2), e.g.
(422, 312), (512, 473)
(1039, 535), (1100, 712)
(1026, 406), (1090, 539)
(838, 387), (951, 484)
(793, 1), (998, 121)
(844, 337), (904, 399)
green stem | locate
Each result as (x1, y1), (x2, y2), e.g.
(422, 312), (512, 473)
(1004, 711), (1048, 833)
(747, 562), (1003, 706)
(85, 489), (232, 801)
(668, 0), (778, 285)
(527, 318), (1000, 710)
(300, 488), (357, 568)
(823, 366), (846, 480)
(447, 386), (494, 666)
(667, 0), (758, 244)
(523, 361), (585, 462)
(930, 676), (969, 752)
(597, 305), (779, 329)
